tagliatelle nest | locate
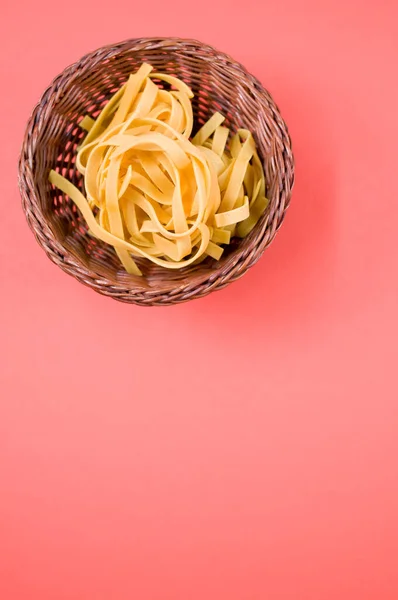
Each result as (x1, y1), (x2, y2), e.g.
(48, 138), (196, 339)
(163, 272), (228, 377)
(49, 63), (268, 275)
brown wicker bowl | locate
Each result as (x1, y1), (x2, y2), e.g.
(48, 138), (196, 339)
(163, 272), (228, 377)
(18, 38), (294, 306)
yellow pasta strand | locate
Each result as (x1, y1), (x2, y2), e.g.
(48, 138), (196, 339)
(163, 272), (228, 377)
(214, 197), (250, 228)
(80, 115), (95, 132)
(192, 112), (225, 146)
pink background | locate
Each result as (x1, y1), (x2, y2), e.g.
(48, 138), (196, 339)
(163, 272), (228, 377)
(1, 1), (398, 598)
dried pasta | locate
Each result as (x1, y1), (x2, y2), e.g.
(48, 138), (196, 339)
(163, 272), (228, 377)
(49, 63), (268, 274)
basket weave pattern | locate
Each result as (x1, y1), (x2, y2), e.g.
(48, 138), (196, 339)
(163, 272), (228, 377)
(18, 38), (294, 305)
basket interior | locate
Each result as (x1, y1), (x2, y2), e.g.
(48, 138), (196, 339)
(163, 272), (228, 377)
(32, 41), (281, 293)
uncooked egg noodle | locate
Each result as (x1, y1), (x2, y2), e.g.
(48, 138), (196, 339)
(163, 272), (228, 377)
(49, 63), (268, 275)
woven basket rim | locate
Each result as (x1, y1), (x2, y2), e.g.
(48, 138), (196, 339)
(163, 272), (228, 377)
(18, 37), (295, 305)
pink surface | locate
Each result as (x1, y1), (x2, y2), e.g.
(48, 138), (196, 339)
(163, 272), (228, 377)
(2, 1), (398, 598)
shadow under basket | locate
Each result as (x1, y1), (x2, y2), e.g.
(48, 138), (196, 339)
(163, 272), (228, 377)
(18, 37), (295, 306)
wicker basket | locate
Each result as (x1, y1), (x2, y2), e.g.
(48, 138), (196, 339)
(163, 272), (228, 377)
(18, 38), (294, 306)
